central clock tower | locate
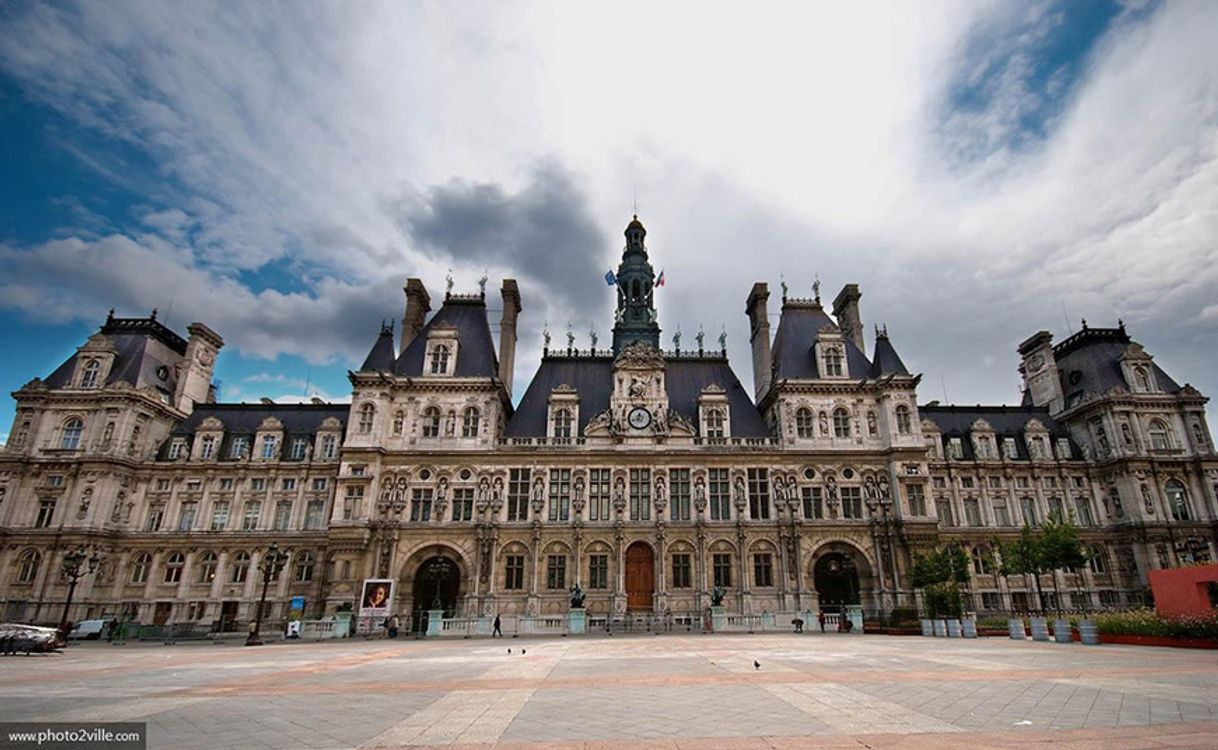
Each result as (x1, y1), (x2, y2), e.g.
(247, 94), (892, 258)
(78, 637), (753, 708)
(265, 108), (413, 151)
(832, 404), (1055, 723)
(611, 215), (661, 353)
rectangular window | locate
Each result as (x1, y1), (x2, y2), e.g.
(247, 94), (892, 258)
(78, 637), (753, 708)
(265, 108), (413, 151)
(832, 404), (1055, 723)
(1099, 591), (1120, 608)
(185, 480), (201, 492)
(452, 488), (474, 522)
(548, 468), (571, 522)
(145, 503), (165, 531)
(250, 477), (266, 491)
(1043, 477), (1057, 489)
(588, 554), (609, 589)
(753, 553), (774, 587)
(305, 500), (326, 530)
(1020, 497), (1038, 526)
(747, 468), (770, 520)
(410, 488), (433, 522)
(210, 501), (230, 531)
(992, 502), (1011, 527)
(935, 498), (954, 527)
(1074, 497), (1094, 526)
(630, 468), (651, 521)
(228, 436), (247, 459)
(948, 438), (963, 459)
(801, 486), (823, 519)
(321, 435), (337, 459)
(508, 468), (530, 522)
(200, 437), (216, 459)
(712, 553), (732, 588)
(504, 555), (525, 590)
(273, 500), (293, 530)
(35, 500), (56, 528)
(168, 440), (184, 460)
(960, 477), (975, 489)
(981, 592), (1002, 611)
(1047, 496), (1065, 521)
(178, 501), (197, 531)
(546, 555), (566, 589)
(840, 486), (863, 519)
(156, 478), (171, 491)
(588, 469), (611, 521)
(343, 485), (362, 520)
(669, 469), (691, 521)
(281, 478), (296, 491)
(963, 498), (982, 526)
(671, 554), (692, 589)
(1003, 438), (1018, 459)
(218, 477), (234, 491)
(932, 477), (946, 489)
(1011, 591), (1029, 611)
(988, 476), (1003, 489)
(904, 484), (926, 516)
(709, 468), (731, 520)
(312, 478), (327, 492)
(261, 435), (277, 459)
(290, 438), (307, 460)
(242, 500), (261, 530)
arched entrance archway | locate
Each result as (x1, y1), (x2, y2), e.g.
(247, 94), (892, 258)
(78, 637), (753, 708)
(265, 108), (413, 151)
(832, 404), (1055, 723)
(625, 542), (654, 611)
(814, 552), (860, 614)
(410, 555), (460, 633)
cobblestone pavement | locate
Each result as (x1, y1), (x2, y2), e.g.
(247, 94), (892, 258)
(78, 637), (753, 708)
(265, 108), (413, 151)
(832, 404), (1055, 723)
(2, 633), (1218, 749)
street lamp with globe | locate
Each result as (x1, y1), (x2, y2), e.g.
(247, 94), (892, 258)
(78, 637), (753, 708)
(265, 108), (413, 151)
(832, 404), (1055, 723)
(59, 546), (102, 637)
(245, 543), (290, 646)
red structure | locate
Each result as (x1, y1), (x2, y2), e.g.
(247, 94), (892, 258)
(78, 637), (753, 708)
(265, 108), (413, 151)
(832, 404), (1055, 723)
(1148, 564), (1218, 618)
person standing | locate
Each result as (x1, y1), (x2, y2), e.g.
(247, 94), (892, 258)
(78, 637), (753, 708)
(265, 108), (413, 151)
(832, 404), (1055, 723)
(388, 614), (399, 639)
(492, 614), (502, 638)
(817, 611), (826, 633)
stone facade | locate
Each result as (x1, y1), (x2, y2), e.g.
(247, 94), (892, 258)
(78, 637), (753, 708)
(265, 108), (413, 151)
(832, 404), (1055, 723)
(2, 217), (1216, 631)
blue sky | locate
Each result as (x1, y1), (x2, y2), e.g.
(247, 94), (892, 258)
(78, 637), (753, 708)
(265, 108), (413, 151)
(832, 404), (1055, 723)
(2, 0), (1217, 440)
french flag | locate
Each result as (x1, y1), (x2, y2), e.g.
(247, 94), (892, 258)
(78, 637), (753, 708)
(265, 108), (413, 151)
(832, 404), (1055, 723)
(656, 270), (666, 287)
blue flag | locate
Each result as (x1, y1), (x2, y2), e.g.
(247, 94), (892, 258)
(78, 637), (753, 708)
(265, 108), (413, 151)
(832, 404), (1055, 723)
(604, 270), (616, 286)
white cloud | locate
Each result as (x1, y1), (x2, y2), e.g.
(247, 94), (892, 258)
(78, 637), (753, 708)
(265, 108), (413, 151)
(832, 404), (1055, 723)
(1, 0), (1217, 417)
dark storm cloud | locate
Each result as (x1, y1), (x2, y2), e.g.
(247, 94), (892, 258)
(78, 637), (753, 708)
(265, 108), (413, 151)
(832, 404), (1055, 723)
(394, 162), (611, 319)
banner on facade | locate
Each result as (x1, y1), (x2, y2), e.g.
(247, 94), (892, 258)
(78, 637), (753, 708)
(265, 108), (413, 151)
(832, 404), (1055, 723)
(289, 596), (305, 621)
(358, 579), (394, 620)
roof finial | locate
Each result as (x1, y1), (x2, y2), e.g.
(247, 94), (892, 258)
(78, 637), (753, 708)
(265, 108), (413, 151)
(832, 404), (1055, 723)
(780, 273), (788, 301)
(542, 323), (551, 352)
(446, 268), (454, 297)
(696, 326), (705, 352)
(1118, 318), (1126, 333)
(150, 307), (158, 321)
(589, 324), (598, 351)
(1081, 317), (1088, 330)
(718, 326), (727, 353)
(566, 322), (575, 351)
(673, 326), (681, 352)
(812, 274), (821, 305)
(477, 270), (488, 297)
(106, 308), (115, 323)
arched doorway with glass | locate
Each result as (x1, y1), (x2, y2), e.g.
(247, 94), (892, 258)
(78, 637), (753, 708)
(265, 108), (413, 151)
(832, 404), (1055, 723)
(811, 543), (874, 615)
(408, 553), (462, 634)
(624, 541), (655, 611)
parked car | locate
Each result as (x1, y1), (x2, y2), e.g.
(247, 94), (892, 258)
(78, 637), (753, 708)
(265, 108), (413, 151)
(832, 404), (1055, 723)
(0, 623), (62, 654)
(68, 619), (113, 640)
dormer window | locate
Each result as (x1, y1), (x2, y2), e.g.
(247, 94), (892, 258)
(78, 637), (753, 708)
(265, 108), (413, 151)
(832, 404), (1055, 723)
(289, 438), (307, 460)
(60, 418), (83, 450)
(429, 344), (451, 374)
(824, 348), (843, 377)
(80, 360), (100, 388)
(167, 439), (185, 460)
(795, 408), (814, 439)
(199, 435), (216, 459)
(229, 435), (248, 459)
(1135, 367), (1151, 391)
(422, 406), (441, 438)
(1003, 437), (1017, 459)
(320, 434), (337, 459)
(552, 409), (573, 440)
(948, 437), (963, 459)
(260, 435), (277, 459)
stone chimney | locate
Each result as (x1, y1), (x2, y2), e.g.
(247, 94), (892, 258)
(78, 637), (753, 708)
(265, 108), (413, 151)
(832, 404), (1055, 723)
(498, 279), (522, 399)
(174, 323), (224, 414)
(745, 282), (773, 401)
(401, 278), (431, 352)
(832, 284), (864, 352)
(1017, 330), (1064, 413)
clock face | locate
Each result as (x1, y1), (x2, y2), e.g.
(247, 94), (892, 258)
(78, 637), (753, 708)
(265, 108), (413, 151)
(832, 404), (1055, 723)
(628, 407), (652, 430)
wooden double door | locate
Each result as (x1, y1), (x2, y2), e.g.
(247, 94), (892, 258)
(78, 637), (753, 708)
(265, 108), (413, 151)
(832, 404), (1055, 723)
(624, 542), (655, 611)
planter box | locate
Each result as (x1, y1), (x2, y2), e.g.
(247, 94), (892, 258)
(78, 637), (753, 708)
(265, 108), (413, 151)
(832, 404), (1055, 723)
(1030, 617), (1050, 641)
(1099, 633), (1218, 649)
(1008, 618), (1025, 640)
(920, 619), (933, 637)
(1053, 619), (1072, 644)
(961, 618), (977, 639)
(932, 619), (947, 637)
(1078, 620), (1100, 646)
(946, 619), (962, 638)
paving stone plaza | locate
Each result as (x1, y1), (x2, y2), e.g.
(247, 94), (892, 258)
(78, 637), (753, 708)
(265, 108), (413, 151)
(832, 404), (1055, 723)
(3, 633), (1218, 749)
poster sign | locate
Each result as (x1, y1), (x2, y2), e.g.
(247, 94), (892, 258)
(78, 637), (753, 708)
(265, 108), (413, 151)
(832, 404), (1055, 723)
(289, 596), (305, 620)
(359, 578), (395, 619)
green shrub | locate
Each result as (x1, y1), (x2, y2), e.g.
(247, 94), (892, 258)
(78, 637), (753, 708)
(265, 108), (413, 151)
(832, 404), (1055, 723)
(1092, 609), (1218, 639)
(923, 582), (964, 619)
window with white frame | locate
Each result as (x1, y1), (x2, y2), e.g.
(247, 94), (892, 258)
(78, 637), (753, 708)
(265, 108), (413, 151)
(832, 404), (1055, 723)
(705, 408), (726, 438)
(895, 405), (912, 434)
(80, 359), (101, 388)
(462, 407), (480, 438)
(320, 434), (337, 459)
(832, 408), (850, 439)
(60, 418), (83, 450)
(551, 408), (573, 441)
(795, 408), (814, 438)
(422, 407), (441, 438)
(588, 468), (611, 521)
(357, 404), (375, 435)
(290, 438), (307, 460)
(429, 344), (452, 375)
(260, 435), (277, 459)
(823, 347), (844, 377)
(1149, 420), (1172, 451)
(1166, 480), (1191, 521)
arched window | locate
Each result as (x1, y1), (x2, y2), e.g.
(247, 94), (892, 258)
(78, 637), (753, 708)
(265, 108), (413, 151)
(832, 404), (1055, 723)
(705, 408), (726, 439)
(1149, 420), (1172, 451)
(295, 551), (315, 582)
(80, 359), (100, 388)
(357, 404), (375, 435)
(130, 553), (151, 584)
(971, 545), (992, 575)
(462, 407), (480, 438)
(832, 408), (850, 439)
(1165, 480), (1191, 521)
(196, 552), (218, 584)
(795, 408), (814, 438)
(552, 409), (573, 440)
(230, 552), (251, 584)
(60, 418), (83, 450)
(429, 344), (450, 375)
(17, 550), (40, 584)
(896, 405), (912, 434)
(391, 410), (404, 436)
(823, 348), (843, 377)
(164, 552), (185, 584)
(1088, 544), (1108, 574)
(422, 407), (441, 438)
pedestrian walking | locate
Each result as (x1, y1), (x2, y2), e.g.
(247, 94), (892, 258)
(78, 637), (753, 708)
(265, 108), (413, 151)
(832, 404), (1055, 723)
(817, 611), (826, 633)
(492, 614), (502, 638)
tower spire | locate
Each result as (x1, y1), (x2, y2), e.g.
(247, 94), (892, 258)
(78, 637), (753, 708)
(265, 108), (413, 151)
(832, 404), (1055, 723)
(611, 214), (661, 353)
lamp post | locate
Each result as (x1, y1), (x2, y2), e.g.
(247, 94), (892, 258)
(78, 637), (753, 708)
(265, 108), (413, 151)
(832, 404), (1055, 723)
(245, 543), (289, 646)
(59, 545), (102, 636)
(425, 555), (454, 610)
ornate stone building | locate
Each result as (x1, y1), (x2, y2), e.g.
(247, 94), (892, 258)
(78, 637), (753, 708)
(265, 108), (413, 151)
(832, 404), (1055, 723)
(2, 216), (1215, 631)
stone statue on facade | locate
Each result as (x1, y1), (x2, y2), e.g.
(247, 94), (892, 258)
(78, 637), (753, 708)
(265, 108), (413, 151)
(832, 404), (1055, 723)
(710, 586), (726, 606)
(569, 583), (586, 609)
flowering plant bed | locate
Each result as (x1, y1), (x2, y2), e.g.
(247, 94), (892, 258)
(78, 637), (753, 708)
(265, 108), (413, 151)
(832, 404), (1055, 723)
(1099, 633), (1218, 649)
(1091, 609), (1218, 646)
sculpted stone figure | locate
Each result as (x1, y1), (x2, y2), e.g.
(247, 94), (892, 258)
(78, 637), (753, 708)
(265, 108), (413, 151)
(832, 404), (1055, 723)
(569, 583), (586, 609)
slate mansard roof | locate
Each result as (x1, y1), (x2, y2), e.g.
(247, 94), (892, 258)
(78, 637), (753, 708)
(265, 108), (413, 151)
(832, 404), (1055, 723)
(1050, 325), (1182, 409)
(769, 301), (909, 381)
(919, 404), (1078, 461)
(42, 315), (188, 398)
(164, 403), (349, 460)
(504, 354), (771, 438)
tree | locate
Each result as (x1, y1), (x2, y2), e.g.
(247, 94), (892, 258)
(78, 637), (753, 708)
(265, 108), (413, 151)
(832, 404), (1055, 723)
(996, 518), (1088, 616)
(996, 525), (1046, 614)
(910, 543), (971, 618)
(1039, 516), (1088, 614)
